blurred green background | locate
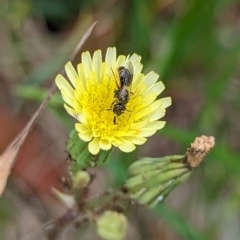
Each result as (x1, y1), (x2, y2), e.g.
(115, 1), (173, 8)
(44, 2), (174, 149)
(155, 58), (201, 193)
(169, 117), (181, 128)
(0, 0), (240, 239)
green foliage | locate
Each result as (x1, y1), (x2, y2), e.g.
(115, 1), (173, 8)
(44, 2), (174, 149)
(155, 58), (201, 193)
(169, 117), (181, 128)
(14, 85), (63, 107)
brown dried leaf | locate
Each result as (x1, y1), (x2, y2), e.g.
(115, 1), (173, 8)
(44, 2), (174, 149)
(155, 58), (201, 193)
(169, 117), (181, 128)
(0, 22), (98, 197)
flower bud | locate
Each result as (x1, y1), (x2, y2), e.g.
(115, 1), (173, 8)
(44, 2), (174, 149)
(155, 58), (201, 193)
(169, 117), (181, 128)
(72, 170), (91, 190)
(125, 155), (191, 207)
(126, 135), (215, 207)
(148, 171), (191, 207)
(67, 129), (111, 170)
(96, 211), (128, 240)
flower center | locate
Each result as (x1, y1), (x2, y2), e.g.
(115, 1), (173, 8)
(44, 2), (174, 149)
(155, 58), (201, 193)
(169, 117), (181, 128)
(74, 70), (145, 139)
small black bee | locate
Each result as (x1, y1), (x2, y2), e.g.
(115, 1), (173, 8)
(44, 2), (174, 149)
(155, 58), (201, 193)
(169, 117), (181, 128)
(118, 62), (133, 87)
(111, 62), (134, 124)
(114, 88), (129, 105)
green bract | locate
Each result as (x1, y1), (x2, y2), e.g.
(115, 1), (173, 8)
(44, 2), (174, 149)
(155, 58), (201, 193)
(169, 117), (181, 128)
(126, 155), (192, 207)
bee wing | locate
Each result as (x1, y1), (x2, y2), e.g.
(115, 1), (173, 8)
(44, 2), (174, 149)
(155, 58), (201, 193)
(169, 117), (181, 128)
(127, 61), (134, 76)
(127, 61), (134, 88)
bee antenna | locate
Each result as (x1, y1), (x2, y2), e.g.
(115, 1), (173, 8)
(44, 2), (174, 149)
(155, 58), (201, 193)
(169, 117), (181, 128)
(111, 67), (120, 88)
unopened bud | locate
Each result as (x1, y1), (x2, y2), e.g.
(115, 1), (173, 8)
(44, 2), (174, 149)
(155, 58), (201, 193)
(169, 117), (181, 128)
(72, 170), (91, 190)
(126, 135), (215, 207)
(67, 129), (111, 170)
(125, 155), (190, 207)
(97, 211), (128, 240)
(148, 171), (191, 207)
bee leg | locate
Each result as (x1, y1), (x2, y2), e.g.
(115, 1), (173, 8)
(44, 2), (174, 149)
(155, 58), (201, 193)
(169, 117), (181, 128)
(130, 84), (133, 94)
(107, 103), (114, 111)
(110, 99), (116, 108)
(106, 99), (116, 111)
(113, 116), (117, 124)
(114, 89), (120, 98)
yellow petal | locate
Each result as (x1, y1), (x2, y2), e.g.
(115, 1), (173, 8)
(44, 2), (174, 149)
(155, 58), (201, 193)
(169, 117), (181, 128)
(130, 120), (149, 129)
(65, 62), (78, 88)
(77, 112), (87, 124)
(78, 131), (93, 141)
(129, 53), (141, 63)
(75, 123), (89, 132)
(125, 54), (130, 63)
(64, 104), (86, 123)
(134, 106), (152, 120)
(115, 130), (137, 137)
(61, 90), (73, 106)
(138, 128), (158, 137)
(141, 93), (157, 106)
(119, 140), (136, 152)
(55, 74), (74, 98)
(132, 73), (145, 92)
(143, 71), (159, 88)
(88, 138), (100, 155)
(133, 62), (143, 76)
(77, 63), (88, 87)
(146, 109), (166, 121)
(64, 104), (79, 119)
(81, 51), (92, 74)
(142, 82), (165, 98)
(111, 138), (122, 146)
(114, 55), (126, 68)
(92, 50), (102, 81)
(144, 121), (166, 129)
(99, 139), (112, 150)
(137, 122), (166, 137)
(161, 97), (172, 108)
(100, 62), (110, 80)
(105, 47), (116, 67)
(72, 97), (82, 112)
(124, 136), (147, 145)
(148, 99), (163, 112)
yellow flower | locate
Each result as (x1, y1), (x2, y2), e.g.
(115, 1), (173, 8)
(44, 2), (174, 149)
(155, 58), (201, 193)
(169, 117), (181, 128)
(56, 47), (171, 155)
